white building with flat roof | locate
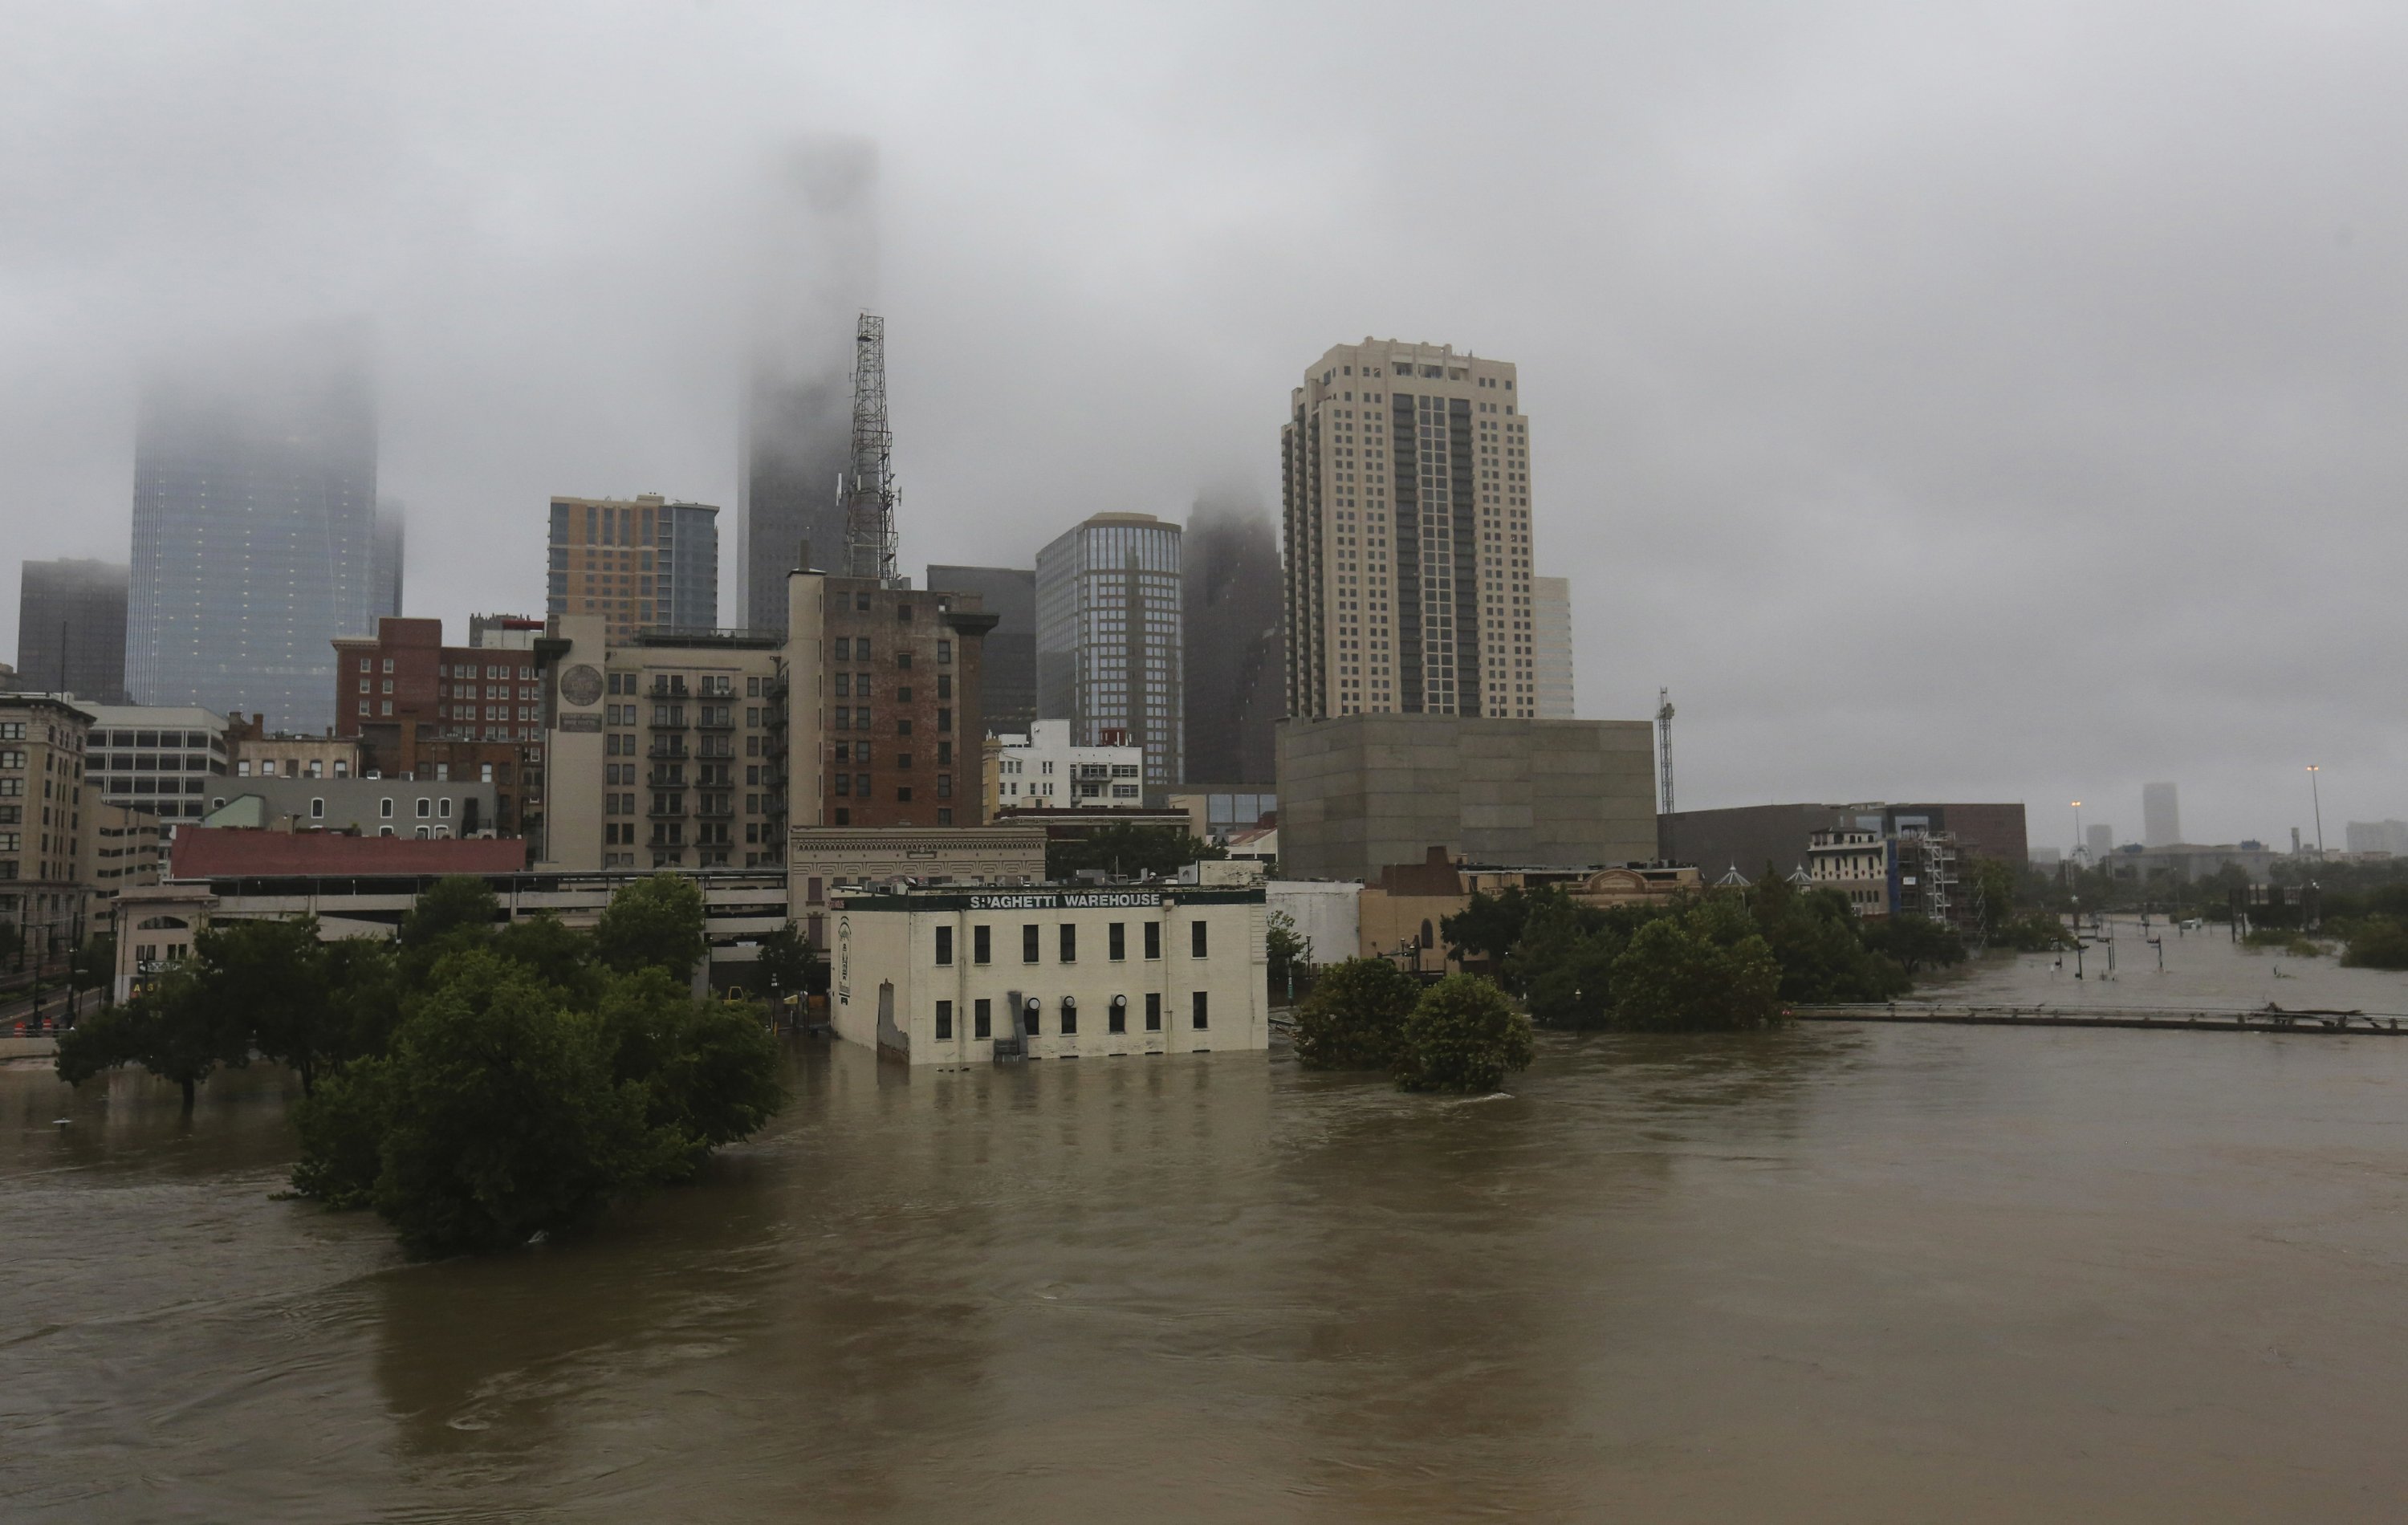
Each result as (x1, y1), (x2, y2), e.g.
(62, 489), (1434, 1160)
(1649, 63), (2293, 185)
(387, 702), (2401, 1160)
(830, 882), (1269, 1065)
(82, 704), (231, 823)
(994, 718), (1144, 810)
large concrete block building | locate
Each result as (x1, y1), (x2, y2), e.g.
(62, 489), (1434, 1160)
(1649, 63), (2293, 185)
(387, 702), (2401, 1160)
(1277, 713), (1655, 884)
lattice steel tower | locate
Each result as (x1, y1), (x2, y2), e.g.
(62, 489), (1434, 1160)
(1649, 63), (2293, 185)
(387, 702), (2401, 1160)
(840, 311), (901, 584)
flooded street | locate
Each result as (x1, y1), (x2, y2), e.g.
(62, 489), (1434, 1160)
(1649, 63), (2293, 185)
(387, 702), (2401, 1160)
(7, 980), (2408, 1522)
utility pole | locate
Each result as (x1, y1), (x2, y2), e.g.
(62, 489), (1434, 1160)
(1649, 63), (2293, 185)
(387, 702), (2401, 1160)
(2306, 764), (2325, 860)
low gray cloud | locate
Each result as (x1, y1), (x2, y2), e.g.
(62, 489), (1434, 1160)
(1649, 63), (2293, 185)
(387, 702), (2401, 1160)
(3, 0), (2402, 847)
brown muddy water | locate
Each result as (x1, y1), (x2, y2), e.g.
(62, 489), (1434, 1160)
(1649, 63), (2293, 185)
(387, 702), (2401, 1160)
(6, 952), (2408, 1523)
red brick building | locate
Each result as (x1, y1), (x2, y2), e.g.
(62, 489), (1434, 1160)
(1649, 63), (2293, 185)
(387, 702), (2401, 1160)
(817, 577), (996, 828)
(330, 617), (547, 851)
(170, 827), (529, 879)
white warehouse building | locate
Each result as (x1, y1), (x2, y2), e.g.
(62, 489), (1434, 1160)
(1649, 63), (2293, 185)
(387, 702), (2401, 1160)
(831, 884), (1269, 1065)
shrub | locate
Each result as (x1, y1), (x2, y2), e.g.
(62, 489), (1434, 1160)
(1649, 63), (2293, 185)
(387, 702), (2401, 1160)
(2343, 917), (2408, 970)
(1393, 974), (1533, 1094)
(1292, 957), (1420, 1071)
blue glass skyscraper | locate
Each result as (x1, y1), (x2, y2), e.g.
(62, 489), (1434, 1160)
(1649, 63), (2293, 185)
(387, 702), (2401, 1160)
(126, 335), (377, 733)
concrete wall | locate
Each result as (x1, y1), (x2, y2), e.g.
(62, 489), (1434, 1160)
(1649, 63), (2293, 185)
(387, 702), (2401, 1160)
(1265, 880), (1359, 969)
(1276, 714), (1654, 884)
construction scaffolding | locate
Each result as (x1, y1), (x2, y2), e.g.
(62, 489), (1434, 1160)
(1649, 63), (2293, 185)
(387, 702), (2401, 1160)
(840, 311), (901, 585)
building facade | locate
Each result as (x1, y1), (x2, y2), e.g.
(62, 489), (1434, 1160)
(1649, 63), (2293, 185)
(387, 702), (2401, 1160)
(1664, 802), (2031, 880)
(2142, 782), (2182, 848)
(1531, 575), (1574, 719)
(83, 802), (164, 901)
(1808, 828), (1892, 914)
(329, 618), (547, 848)
(927, 565), (1035, 737)
(226, 713), (360, 782)
(820, 577), (995, 828)
(1035, 513), (1182, 786)
(79, 704), (230, 824)
(128, 337), (377, 733)
(1281, 339), (1544, 722)
(994, 719), (1143, 810)
(1182, 504), (1282, 786)
(787, 823), (1047, 946)
(547, 494), (720, 645)
(1278, 713), (1654, 884)
(829, 883), (1270, 1064)
(16, 559), (129, 704)
(372, 499), (405, 620)
(0, 693), (94, 967)
(200, 775), (501, 837)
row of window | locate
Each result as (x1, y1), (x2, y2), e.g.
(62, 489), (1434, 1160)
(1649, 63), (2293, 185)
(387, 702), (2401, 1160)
(933, 990), (1209, 1039)
(934, 920), (1208, 967)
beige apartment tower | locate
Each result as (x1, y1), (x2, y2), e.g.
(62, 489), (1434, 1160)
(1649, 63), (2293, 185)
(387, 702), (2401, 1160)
(1281, 340), (1542, 721)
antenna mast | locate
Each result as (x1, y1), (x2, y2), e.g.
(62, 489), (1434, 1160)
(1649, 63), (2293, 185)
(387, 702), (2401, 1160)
(840, 311), (900, 585)
(1657, 687), (1678, 865)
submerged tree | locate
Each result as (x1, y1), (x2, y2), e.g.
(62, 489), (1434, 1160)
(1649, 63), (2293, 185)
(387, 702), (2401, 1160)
(1392, 974), (1534, 1094)
(1292, 957), (1421, 1072)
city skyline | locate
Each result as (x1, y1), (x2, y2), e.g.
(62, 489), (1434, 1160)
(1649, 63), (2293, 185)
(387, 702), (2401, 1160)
(6, 5), (2405, 842)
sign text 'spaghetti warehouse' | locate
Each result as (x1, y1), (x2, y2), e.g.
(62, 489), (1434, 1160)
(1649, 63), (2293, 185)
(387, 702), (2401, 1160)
(832, 885), (1269, 1063)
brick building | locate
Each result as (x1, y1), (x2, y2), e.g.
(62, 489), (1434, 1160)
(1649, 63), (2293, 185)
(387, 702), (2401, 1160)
(819, 575), (995, 829)
(329, 616), (547, 852)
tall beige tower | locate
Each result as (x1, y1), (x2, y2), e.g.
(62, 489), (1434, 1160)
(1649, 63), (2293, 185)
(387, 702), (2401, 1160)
(1281, 340), (1540, 720)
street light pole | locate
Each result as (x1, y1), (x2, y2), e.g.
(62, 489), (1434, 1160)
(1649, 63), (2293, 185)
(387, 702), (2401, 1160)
(2306, 765), (2325, 860)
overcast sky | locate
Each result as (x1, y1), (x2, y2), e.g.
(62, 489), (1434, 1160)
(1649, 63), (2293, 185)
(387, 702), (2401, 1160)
(4, 1), (2402, 850)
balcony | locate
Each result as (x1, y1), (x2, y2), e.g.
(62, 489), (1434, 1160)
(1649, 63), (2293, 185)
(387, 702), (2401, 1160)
(697, 802), (735, 820)
(648, 710), (690, 730)
(696, 712), (735, 732)
(646, 769), (686, 789)
(648, 800), (689, 819)
(645, 741), (689, 761)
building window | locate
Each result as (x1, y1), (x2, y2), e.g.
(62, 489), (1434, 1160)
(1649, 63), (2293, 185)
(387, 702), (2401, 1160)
(1190, 921), (1207, 958)
(416, 797), (432, 819)
(974, 998), (991, 1039)
(379, 797), (394, 819)
(1145, 992), (1161, 1031)
(310, 797), (324, 819)
(935, 925), (953, 966)
(973, 925), (990, 964)
(1059, 995), (1076, 1035)
(936, 1000), (953, 1040)
(1022, 924), (1039, 962)
(1145, 921), (1161, 960)
(1108, 922), (1125, 961)
(1108, 995), (1127, 1034)
(1059, 924), (1076, 962)
(1192, 991), (1209, 1031)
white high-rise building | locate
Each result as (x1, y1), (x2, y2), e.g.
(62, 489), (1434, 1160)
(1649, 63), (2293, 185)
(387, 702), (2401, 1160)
(2142, 781), (2182, 847)
(1531, 575), (1574, 718)
(1281, 340), (1543, 720)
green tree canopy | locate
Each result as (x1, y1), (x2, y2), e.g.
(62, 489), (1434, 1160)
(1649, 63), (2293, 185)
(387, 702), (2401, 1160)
(397, 875), (502, 986)
(1608, 905), (1785, 1032)
(754, 924), (821, 1002)
(1043, 824), (1225, 881)
(1292, 956), (1421, 1071)
(55, 966), (251, 1110)
(594, 874), (708, 978)
(492, 913), (599, 1000)
(1442, 885), (1564, 969)
(1393, 974), (1535, 1094)
(1858, 914), (1967, 975)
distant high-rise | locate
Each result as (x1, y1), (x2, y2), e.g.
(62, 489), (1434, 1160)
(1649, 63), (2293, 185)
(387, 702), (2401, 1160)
(127, 331), (377, 733)
(2085, 823), (2114, 862)
(547, 494), (718, 645)
(1531, 575), (1574, 719)
(17, 558), (129, 702)
(738, 140), (877, 633)
(2142, 781), (2182, 847)
(1282, 338), (1543, 720)
(372, 499), (406, 620)
(927, 565), (1035, 734)
(1181, 500), (1281, 784)
(1035, 512), (1183, 787)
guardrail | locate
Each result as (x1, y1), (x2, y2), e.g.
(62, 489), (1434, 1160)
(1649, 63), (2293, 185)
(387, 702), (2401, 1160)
(1790, 1002), (2408, 1035)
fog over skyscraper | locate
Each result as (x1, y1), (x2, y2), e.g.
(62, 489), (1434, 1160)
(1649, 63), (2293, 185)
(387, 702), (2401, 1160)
(127, 327), (377, 733)
(1182, 496), (1281, 785)
(1036, 511), (1183, 787)
(372, 498), (406, 620)
(2142, 781), (2182, 847)
(738, 140), (877, 632)
(15, 558), (129, 703)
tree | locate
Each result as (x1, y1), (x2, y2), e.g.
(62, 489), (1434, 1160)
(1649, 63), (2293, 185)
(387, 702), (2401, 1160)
(1509, 896), (1628, 1029)
(71, 932), (116, 1008)
(2342, 918), (2408, 970)
(55, 966), (252, 1111)
(1442, 886), (1560, 970)
(1607, 910), (1784, 1032)
(1859, 915), (1966, 975)
(315, 953), (683, 1257)
(594, 874), (708, 978)
(1291, 956), (1420, 1071)
(1743, 872), (1910, 1002)
(397, 875), (502, 986)
(597, 968), (786, 1175)
(1044, 824), (1225, 882)
(200, 917), (343, 1094)
(1967, 855), (2018, 935)
(492, 913), (599, 1001)
(1267, 910), (1313, 989)
(754, 924), (820, 1008)
(1392, 973), (1534, 1094)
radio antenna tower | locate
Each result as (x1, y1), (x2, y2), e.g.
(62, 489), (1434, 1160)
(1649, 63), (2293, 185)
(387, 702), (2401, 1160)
(1657, 687), (1678, 864)
(840, 311), (900, 585)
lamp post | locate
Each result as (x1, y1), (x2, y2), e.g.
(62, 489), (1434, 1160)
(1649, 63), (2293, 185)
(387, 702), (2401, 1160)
(2306, 765), (2325, 860)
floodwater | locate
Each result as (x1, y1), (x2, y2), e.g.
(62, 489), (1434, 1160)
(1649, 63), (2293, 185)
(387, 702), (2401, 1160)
(1930, 911), (2408, 1013)
(7, 971), (2408, 1522)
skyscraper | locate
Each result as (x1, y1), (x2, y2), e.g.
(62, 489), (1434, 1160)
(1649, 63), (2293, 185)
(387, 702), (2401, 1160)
(2142, 781), (2182, 847)
(16, 558), (129, 702)
(2085, 823), (2115, 863)
(127, 331), (378, 733)
(1531, 575), (1575, 719)
(547, 494), (718, 645)
(1281, 339), (1541, 721)
(927, 565), (1035, 734)
(1182, 499), (1282, 784)
(372, 498), (406, 620)
(1035, 512), (1183, 786)
(738, 140), (877, 633)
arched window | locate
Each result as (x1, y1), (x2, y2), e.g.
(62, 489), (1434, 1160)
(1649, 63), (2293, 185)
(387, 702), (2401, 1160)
(136, 915), (189, 931)
(1419, 919), (1434, 950)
